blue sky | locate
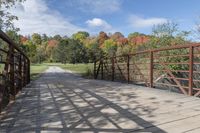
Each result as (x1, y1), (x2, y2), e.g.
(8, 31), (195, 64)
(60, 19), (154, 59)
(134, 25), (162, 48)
(10, 0), (200, 37)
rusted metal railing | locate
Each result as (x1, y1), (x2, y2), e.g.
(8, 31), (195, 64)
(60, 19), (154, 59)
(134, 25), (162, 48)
(0, 30), (30, 113)
(94, 43), (200, 97)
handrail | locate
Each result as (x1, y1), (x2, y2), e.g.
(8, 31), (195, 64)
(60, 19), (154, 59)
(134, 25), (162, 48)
(0, 30), (29, 60)
(94, 43), (200, 97)
(0, 30), (30, 113)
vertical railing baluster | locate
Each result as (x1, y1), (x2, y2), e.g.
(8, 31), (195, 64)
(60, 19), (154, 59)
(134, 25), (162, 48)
(19, 54), (22, 90)
(27, 59), (30, 83)
(23, 58), (26, 87)
(189, 46), (194, 96)
(9, 45), (15, 99)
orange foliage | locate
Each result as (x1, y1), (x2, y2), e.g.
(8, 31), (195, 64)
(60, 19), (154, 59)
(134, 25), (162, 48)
(98, 31), (109, 46)
(129, 35), (150, 46)
(47, 40), (59, 48)
(117, 37), (128, 46)
(20, 36), (28, 44)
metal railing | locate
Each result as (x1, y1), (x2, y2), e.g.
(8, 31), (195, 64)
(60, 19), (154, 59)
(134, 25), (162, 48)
(94, 43), (200, 97)
(0, 30), (30, 113)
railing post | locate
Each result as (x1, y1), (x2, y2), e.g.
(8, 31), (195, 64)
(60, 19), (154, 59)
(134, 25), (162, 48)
(23, 59), (26, 87)
(112, 57), (115, 81)
(19, 54), (22, 90)
(127, 55), (130, 83)
(189, 46), (194, 96)
(21, 57), (24, 87)
(149, 51), (154, 88)
(9, 45), (15, 99)
(25, 59), (29, 84)
(27, 58), (30, 84)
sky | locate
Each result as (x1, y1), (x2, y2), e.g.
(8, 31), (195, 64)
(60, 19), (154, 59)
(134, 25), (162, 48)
(9, 0), (200, 37)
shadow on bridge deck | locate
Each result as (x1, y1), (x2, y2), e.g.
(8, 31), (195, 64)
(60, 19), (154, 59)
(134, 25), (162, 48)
(1, 67), (200, 133)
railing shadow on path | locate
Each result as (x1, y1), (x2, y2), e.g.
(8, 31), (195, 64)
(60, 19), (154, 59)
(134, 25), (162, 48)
(0, 70), (167, 133)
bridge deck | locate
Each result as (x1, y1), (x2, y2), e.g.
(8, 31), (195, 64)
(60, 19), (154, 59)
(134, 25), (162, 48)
(1, 67), (200, 133)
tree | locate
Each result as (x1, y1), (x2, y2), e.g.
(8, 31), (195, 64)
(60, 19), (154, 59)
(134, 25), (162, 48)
(97, 31), (109, 47)
(36, 45), (46, 63)
(53, 34), (62, 41)
(0, 0), (25, 30)
(31, 33), (42, 45)
(41, 34), (49, 42)
(54, 39), (69, 63)
(84, 37), (103, 62)
(23, 40), (37, 62)
(110, 32), (124, 41)
(72, 31), (89, 43)
(46, 39), (59, 62)
(67, 39), (89, 63)
(152, 21), (178, 37)
(102, 39), (117, 57)
(148, 22), (190, 49)
(128, 32), (142, 39)
(6, 30), (21, 46)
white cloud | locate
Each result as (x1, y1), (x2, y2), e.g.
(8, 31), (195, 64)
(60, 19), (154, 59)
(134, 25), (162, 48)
(9, 0), (85, 36)
(68, 0), (122, 14)
(129, 15), (168, 28)
(86, 18), (112, 30)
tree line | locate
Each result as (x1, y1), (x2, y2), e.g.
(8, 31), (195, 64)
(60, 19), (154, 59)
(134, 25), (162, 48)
(2, 21), (191, 64)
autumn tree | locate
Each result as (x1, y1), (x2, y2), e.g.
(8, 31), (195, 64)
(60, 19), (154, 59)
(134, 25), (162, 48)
(46, 39), (59, 62)
(110, 32), (124, 41)
(97, 31), (109, 47)
(84, 37), (103, 62)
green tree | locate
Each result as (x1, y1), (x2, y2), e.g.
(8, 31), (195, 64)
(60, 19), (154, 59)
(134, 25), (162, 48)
(152, 21), (178, 37)
(67, 39), (89, 63)
(53, 34), (62, 41)
(6, 30), (21, 46)
(23, 40), (37, 63)
(54, 39), (69, 63)
(31, 33), (42, 45)
(0, 0), (25, 30)
(102, 39), (117, 57)
(85, 37), (103, 62)
(72, 31), (89, 43)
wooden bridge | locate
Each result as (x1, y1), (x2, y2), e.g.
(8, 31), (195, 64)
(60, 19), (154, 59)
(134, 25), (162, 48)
(1, 31), (200, 132)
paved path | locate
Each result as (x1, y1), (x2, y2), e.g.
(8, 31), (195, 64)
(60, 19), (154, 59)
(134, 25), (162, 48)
(1, 67), (200, 133)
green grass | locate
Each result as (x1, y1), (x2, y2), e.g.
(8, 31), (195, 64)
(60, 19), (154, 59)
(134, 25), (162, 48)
(0, 63), (94, 81)
(30, 64), (49, 80)
(50, 63), (94, 78)
(62, 63), (93, 76)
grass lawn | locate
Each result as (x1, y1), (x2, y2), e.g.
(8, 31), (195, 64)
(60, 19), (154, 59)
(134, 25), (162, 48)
(47, 63), (94, 77)
(60, 63), (93, 77)
(30, 64), (49, 80)
(1, 63), (94, 81)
